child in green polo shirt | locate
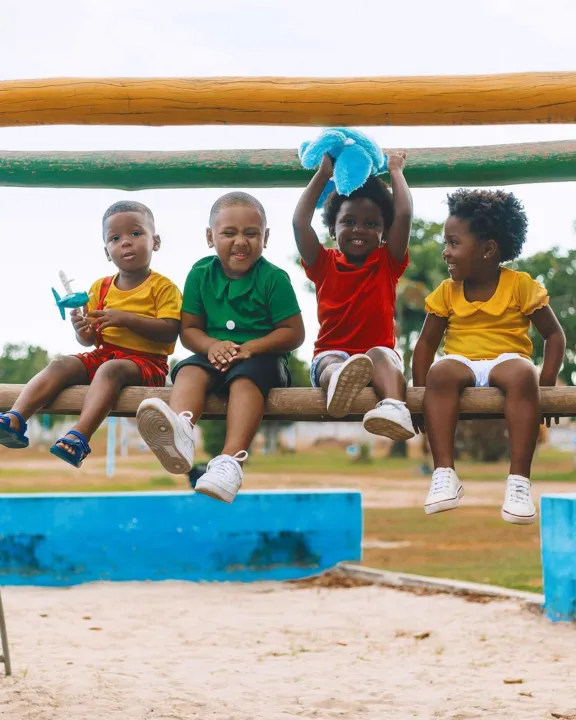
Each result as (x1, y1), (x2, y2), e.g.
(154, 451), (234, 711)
(136, 192), (305, 502)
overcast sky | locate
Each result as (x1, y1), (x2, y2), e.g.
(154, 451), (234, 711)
(1, 0), (575, 363)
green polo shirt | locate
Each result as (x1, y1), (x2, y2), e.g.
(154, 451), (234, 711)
(182, 256), (301, 359)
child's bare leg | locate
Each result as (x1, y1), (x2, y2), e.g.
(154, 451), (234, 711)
(488, 359), (540, 478)
(8, 356), (89, 431)
(194, 377), (264, 503)
(66, 360), (142, 444)
(365, 347), (406, 400)
(362, 348), (414, 440)
(222, 377), (265, 458)
(169, 365), (214, 420)
(423, 360), (475, 469)
(423, 360), (474, 515)
(316, 354), (347, 392)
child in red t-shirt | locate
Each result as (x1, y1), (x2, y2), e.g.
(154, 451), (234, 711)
(293, 152), (415, 440)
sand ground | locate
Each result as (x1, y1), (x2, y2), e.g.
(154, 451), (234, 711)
(0, 580), (575, 720)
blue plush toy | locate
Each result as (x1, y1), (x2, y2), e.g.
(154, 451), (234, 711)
(298, 128), (388, 208)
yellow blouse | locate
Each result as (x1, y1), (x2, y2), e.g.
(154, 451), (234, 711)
(425, 268), (548, 360)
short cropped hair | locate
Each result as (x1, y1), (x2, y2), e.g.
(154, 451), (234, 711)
(447, 189), (528, 262)
(209, 192), (267, 226)
(322, 176), (394, 231)
(102, 201), (155, 232)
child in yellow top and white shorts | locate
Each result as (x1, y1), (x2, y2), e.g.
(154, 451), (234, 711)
(413, 189), (566, 525)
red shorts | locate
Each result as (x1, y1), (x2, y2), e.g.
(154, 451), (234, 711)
(76, 343), (169, 387)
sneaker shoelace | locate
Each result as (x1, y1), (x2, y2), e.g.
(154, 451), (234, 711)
(207, 451), (249, 480)
(507, 478), (530, 503)
(375, 399), (406, 410)
(431, 469), (454, 493)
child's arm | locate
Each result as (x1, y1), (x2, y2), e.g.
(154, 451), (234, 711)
(529, 306), (566, 386)
(292, 154), (333, 267)
(412, 314), (448, 387)
(236, 314), (305, 359)
(385, 152), (413, 264)
(87, 310), (180, 344)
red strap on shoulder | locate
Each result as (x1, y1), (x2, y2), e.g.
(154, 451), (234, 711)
(94, 276), (114, 346)
(97, 276), (114, 311)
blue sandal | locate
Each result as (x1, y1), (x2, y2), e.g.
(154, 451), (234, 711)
(49, 430), (91, 468)
(0, 411), (30, 449)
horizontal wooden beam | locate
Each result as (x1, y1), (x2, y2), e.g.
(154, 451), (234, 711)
(1, 141), (575, 190)
(1, 73), (575, 127)
(1, 385), (574, 421)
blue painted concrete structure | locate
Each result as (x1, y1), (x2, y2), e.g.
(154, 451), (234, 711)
(0, 490), (362, 586)
(541, 493), (576, 622)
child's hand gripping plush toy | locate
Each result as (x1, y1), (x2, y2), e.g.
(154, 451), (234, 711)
(298, 128), (388, 207)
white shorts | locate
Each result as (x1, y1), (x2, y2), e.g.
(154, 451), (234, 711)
(310, 347), (402, 387)
(433, 353), (527, 388)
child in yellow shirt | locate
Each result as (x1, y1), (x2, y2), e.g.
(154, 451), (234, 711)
(0, 201), (182, 467)
(413, 189), (565, 524)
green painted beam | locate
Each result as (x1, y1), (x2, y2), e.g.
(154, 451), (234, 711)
(0, 141), (574, 190)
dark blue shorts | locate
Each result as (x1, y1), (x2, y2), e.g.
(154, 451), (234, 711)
(171, 353), (291, 398)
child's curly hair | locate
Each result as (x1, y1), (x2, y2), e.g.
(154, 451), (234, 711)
(322, 176), (394, 231)
(447, 189), (528, 262)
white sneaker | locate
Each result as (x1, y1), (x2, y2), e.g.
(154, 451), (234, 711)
(325, 354), (373, 418)
(136, 398), (195, 474)
(363, 399), (415, 440)
(501, 475), (536, 525)
(425, 468), (464, 514)
(195, 451), (248, 503)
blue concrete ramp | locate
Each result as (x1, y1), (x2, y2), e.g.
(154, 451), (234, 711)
(540, 493), (576, 622)
(0, 490), (362, 586)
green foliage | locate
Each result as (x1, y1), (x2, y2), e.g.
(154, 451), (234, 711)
(287, 354), (311, 388)
(199, 420), (227, 457)
(0, 343), (50, 383)
(510, 246), (576, 386)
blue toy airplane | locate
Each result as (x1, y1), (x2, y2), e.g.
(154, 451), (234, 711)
(52, 271), (90, 320)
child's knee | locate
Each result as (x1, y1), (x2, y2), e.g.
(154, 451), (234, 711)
(45, 355), (85, 380)
(366, 347), (403, 374)
(425, 362), (460, 391)
(229, 375), (260, 394)
(92, 360), (136, 386)
(507, 363), (539, 394)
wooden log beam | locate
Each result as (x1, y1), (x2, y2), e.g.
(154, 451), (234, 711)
(1, 141), (575, 190)
(1, 73), (575, 127)
(1, 385), (574, 422)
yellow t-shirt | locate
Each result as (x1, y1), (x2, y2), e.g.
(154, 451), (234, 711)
(87, 271), (182, 356)
(425, 268), (548, 360)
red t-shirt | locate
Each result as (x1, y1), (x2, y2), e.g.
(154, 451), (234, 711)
(303, 244), (408, 357)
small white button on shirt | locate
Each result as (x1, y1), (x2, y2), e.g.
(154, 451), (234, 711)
(226, 320), (236, 330)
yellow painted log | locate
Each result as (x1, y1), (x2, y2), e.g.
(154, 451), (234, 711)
(0, 73), (575, 127)
(0, 385), (574, 421)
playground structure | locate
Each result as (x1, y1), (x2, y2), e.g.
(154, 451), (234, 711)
(0, 71), (575, 641)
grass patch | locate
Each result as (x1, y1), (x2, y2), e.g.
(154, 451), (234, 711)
(149, 475), (178, 488)
(363, 506), (542, 593)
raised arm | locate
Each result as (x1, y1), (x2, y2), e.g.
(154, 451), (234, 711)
(529, 305), (566, 386)
(412, 314), (448, 387)
(386, 151), (413, 264)
(292, 154), (333, 267)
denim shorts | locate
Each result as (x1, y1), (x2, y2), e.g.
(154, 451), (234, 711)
(310, 347), (402, 387)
